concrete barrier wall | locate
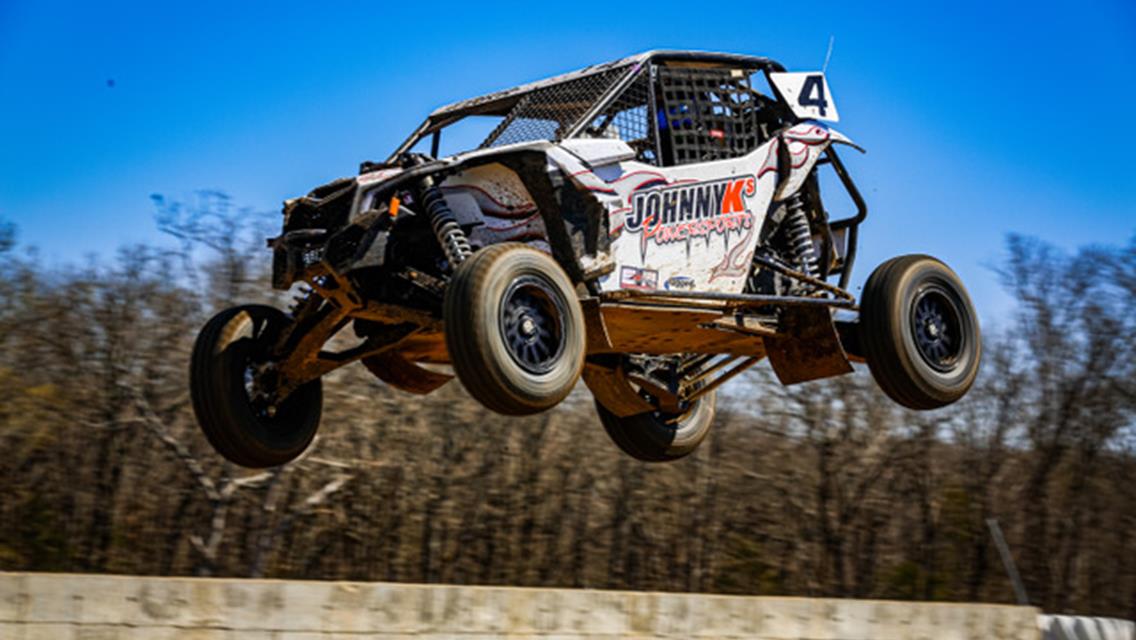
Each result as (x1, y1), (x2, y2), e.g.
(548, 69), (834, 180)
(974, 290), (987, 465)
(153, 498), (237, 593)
(1041, 615), (1135, 640)
(1, 572), (1039, 639)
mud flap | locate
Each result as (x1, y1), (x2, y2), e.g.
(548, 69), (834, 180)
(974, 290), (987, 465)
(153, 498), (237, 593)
(763, 306), (853, 385)
(362, 352), (453, 395)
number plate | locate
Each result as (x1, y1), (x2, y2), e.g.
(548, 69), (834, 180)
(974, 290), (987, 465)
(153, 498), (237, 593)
(769, 72), (840, 122)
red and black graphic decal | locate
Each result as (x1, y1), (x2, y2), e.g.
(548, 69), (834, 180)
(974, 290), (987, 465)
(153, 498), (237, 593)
(624, 175), (758, 260)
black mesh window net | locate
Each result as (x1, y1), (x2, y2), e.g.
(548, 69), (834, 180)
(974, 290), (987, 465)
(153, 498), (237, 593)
(476, 61), (778, 167)
(657, 66), (770, 166)
(480, 66), (632, 149)
(579, 68), (659, 165)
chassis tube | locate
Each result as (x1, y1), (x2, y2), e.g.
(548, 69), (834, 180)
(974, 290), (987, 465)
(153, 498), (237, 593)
(824, 147), (868, 290)
(603, 289), (857, 310)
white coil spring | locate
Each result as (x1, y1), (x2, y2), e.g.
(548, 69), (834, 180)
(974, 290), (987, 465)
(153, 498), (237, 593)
(785, 195), (818, 277)
(421, 184), (472, 268)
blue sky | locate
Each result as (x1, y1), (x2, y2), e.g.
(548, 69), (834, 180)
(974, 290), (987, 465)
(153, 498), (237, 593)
(1, 1), (1134, 321)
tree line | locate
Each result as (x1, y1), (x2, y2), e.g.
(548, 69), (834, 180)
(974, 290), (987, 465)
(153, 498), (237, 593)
(0, 193), (1133, 618)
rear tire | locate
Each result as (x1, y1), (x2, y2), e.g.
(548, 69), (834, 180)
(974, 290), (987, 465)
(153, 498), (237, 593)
(444, 244), (586, 415)
(595, 392), (717, 462)
(859, 255), (981, 410)
(190, 305), (322, 468)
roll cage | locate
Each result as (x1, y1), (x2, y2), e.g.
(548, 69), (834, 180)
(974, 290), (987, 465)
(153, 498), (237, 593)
(390, 50), (794, 168)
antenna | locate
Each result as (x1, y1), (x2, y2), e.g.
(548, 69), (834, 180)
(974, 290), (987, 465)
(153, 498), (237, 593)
(822, 36), (835, 73)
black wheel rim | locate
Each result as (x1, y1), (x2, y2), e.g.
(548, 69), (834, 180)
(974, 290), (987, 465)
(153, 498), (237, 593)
(499, 275), (567, 375)
(910, 284), (965, 372)
(243, 359), (279, 419)
(234, 313), (281, 419)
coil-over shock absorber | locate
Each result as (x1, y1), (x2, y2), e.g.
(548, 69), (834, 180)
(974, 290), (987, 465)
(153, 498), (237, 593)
(784, 192), (818, 277)
(418, 173), (473, 269)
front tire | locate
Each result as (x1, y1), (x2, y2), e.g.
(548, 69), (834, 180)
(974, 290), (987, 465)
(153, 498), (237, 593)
(444, 244), (586, 415)
(859, 255), (981, 410)
(190, 305), (322, 468)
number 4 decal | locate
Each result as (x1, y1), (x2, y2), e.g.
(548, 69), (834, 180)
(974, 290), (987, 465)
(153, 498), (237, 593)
(769, 72), (840, 122)
(798, 75), (828, 117)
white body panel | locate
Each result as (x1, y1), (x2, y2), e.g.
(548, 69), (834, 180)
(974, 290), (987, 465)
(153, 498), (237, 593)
(776, 122), (836, 201)
(353, 122), (855, 297)
(549, 142), (780, 294)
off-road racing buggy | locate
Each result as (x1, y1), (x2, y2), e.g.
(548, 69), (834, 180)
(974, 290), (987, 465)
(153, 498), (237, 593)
(190, 50), (981, 467)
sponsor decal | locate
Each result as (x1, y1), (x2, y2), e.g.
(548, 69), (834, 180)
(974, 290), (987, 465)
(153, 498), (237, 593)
(625, 175), (758, 260)
(664, 275), (695, 290)
(619, 266), (658, 290)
